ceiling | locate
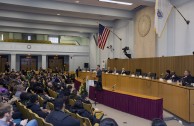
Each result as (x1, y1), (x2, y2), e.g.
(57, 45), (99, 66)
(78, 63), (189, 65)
(0, 0), (155, 37)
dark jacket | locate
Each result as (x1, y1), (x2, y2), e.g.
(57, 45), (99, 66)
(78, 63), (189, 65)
(163, 74), (171, 80)
(96, 69), (102, 82)
(27, 103), (48, 118)
(182, 75), (193, 86)
(46, 110), (80, 126)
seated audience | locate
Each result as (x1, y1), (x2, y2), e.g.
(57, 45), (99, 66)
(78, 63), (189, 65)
(152, 118), (167, 126)
(163, 70), (171, 80)
(69, 89), (80, 100)
(46, 98), (80, 126)
(70, 99), (99, 125)
(15, 85), (25, 99)
(27, 94), (50, 118)
(0, 103), (28, 126)
(20, 92), (32, 106)
(99, 118), (118, 126)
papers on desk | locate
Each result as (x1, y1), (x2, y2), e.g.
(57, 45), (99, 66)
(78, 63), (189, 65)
(159, 78), (164, 82)
(167, 80), (172, 83)
(131, 74), (135, 77)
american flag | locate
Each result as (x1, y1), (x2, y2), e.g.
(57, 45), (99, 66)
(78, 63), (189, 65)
(98, 24), (110, 50)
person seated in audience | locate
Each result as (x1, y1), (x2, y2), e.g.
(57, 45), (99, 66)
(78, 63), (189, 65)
(80, 93), (91, 104)
(27, 94), (50, 118)
(64, 85), (73, 96)
(170, 71), (179, 82)
(163, 70), (171, 80)
(181, 70), (193, 86)
(35, 87), (54, 108)
(70, 99), (99, 125)
(46, 98), (80, 126)
(15, 85), (25, 99)
(121, 68), (126, 75)
(99, 118), (118, 126)
(0, 103), (28, 126)
(151, 118), (167, 126)
(69, 89), (79, 100)
(20, 92), (32, 106)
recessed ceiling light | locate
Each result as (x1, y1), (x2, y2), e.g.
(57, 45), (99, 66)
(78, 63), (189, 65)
(99, 0), (133, 5)
(75, 1), (80, 3)
(57, 14), (61, 15)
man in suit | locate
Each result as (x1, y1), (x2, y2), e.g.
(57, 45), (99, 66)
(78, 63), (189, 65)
(181, 70), (193, 86)
(113, 67), (117, 74)
(163, 70), (171, 80)
(96, 65), (102, 90)
(46, 98), (80, 126)
(106, 67), (112, 73)
(76, 66), (81, 77)
(170, 71), (179, 82)
(121, 68), (126, 75)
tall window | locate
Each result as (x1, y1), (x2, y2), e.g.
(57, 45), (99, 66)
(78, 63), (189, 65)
(1, 33), (3, 40)
(27, 35), (31, 40)
(48, 36), (59, 44)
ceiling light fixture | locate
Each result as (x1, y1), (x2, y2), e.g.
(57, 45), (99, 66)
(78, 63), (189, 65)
(99, 0), (133, 5)
(75, 1), (80, 3)
(57, 14), (61, 15)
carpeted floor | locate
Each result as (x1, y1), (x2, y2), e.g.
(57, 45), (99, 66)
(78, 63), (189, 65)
(91, 101), (189, 126)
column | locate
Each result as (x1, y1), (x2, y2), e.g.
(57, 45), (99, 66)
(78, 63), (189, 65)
(42, 55), (47, 69)
(11, 54), (16, 71)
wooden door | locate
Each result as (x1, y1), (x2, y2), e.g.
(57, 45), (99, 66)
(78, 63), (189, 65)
(0, 55), (8, 72)
(20, 56), (38, 71)
(48, 56), (64, 72)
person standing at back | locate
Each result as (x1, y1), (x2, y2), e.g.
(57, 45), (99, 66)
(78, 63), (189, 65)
(4, 62), (10, 73)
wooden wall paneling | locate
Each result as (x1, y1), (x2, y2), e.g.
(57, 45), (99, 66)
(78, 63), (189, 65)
(190, 90), (194, 122)
(107, 55), (194, 77)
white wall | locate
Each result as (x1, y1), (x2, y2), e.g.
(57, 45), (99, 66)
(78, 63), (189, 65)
(0, 42), (89, 55)
(69, 55), (89, 71)
(157, 0), (194, 56)
(112, 20), (134, 59)
(89, 20), (134, 68)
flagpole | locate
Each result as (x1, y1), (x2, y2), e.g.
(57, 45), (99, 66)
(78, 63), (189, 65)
(98, 22), (122, 41)
(109, 30), (122, 41)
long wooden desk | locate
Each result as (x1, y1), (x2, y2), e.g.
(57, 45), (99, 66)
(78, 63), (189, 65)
(78, 72), (163, 120)
(102, 73), (194, 122)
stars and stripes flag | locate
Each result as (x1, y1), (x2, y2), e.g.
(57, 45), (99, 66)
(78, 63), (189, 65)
(98, 24), (110, 50)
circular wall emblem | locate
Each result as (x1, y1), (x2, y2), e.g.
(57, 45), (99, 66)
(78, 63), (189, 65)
(138, 15), (151, 37)
(27, 45), (31, 49)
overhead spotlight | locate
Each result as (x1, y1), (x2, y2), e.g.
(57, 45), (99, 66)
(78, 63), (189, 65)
(75, 0), (80, 3)
(57, 14), (61, 16)
(99, 0), (133, 5)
